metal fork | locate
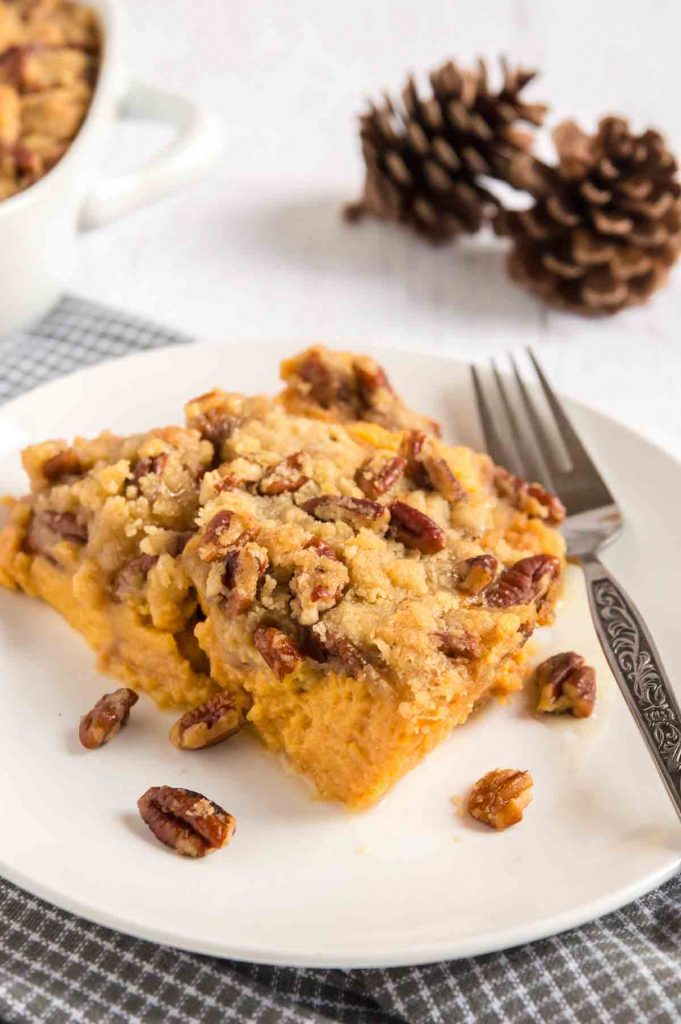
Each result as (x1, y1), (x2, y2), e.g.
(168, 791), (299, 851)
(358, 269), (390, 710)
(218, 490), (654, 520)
(472, 351), (681, 821)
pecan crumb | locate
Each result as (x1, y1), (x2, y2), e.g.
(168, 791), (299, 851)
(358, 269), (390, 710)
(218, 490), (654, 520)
(253, 625), (303, 679)
(79, 688), (138, 749)
(435, 628), (482, 660)
(133, 452), (168, 481)
(468, 768), (534, 830)
(388, 501), (446, 554)
(222, 543), (269, 613)
(535, 651), (596, 718)
(169, 692), (245, 750)
(137, 786), (236, 857)
(259, 452), (308, 495)
(198, 510), (254, 562)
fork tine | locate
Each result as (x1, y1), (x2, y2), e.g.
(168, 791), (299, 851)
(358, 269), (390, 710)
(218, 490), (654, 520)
(527, 349), (598, 472)
(508, 353), (563, 478)
(470, 365), (513, 469)
(492, 360), (548, 485)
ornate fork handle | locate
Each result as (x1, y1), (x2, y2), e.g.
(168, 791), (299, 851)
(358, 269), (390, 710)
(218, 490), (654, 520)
(582, 555), (681, 821)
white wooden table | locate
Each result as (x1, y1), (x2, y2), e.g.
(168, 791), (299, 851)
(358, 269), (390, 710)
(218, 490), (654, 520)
(78, 0), (681, 456)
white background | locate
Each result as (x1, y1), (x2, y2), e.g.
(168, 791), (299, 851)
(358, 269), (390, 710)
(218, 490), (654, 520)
(78, 0), (681, 454)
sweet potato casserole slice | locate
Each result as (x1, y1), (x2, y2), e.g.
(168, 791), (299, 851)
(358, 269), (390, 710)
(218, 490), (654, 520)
(0, 347), (565, 807)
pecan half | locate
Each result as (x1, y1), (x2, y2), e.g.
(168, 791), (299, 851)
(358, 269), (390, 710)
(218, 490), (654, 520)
(79, 687), (138, 749)
(495, 467), (566, 524)
(356, 454), (406, 499)
(137, 786), (236, 857)
(25, 510), (88, 554)
(307, 623), (369, 677)
(388, 501), (446, 554)
(42, 448), (83, 482)
(198, 510), (254, 562)
(253, 625), (304, 679)
(222, 543), (268, 613)
(302, 495), (390, 533)
(169, 692), (245, 750)
(535, 651), (596, 718)
(468, 768), (534, 830)
(456, 554), (498, 595)
(435, 627), (482, 660)
(484, 554), (560, 608)
(133, 452), (168, 481)
(258, 452), (308, 495)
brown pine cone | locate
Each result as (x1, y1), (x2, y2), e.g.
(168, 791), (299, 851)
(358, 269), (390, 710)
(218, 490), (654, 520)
(497, 117), (681, 315)
(345, 58), (547, 244)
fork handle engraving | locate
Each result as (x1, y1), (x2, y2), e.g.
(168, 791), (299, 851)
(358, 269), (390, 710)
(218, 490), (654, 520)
(582, 556), (681, 821)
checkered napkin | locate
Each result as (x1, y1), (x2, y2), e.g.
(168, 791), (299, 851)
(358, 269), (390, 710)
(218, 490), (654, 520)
(1, 296), (679, 1024)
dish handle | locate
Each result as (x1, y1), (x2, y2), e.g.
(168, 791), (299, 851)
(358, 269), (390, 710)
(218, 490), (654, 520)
(79, 81), (223, 229)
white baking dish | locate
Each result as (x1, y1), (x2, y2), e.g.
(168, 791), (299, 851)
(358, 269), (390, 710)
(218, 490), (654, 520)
(0, 0), (222, 335)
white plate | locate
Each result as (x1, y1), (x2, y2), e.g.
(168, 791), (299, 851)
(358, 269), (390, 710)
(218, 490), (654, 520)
(0, 341), (679, 968)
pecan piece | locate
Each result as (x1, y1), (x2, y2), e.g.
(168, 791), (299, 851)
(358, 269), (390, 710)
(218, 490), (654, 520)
(307, 623), (369, 677)
(111, 554), (158, 601)
(137, 786), (236, 857)
(304, 535), (337, 560)
(79, 687), (138, 749)
(484, 554), (560, 608)
(290, 551), (349, 625)
(535, 651), (596, 718)
(167, 530), (194, 556)
(253, 625), (303, 679)
(468, 769), (534, 830)
(435, 627), (482, 660)
(222, 542), (269, 613)
(258, 451), (308, 495)
(402, 431), (463, 501)
(169, 692), (245, 750)
(422, 455), (463, 503)
(356, 454), (406, 499)
(133, 452), (168, 481)
(25, 510), (88, 553)
(302, 495), (389, 533)
(198, 510), (254, 562)
(456, 554), (498, 595)
(353, 355), (393, 406)
(495, 467), (566, 525)
(42, 448), (83, 482)
(401, 429), (430, 489)
(388, 501), (446, 554)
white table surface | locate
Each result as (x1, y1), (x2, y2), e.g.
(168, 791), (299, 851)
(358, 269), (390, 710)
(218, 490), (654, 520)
(77, 0), (681, 457)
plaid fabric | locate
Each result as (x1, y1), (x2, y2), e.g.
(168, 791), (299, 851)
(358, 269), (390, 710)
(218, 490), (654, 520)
(0, 295), (679, 1024)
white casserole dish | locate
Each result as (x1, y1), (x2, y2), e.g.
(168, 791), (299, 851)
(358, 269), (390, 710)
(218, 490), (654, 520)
(0, 0), (222, 335)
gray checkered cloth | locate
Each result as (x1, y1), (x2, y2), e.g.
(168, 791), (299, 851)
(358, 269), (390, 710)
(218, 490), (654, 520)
(1, 296), (679, 1024)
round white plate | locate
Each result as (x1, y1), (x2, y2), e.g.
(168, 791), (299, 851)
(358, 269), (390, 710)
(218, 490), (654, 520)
(0, 341), (679, 968)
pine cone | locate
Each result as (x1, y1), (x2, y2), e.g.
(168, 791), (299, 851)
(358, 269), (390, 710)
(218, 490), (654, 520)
(498, 117), (681, 315)
(345, 58), (547, 244)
